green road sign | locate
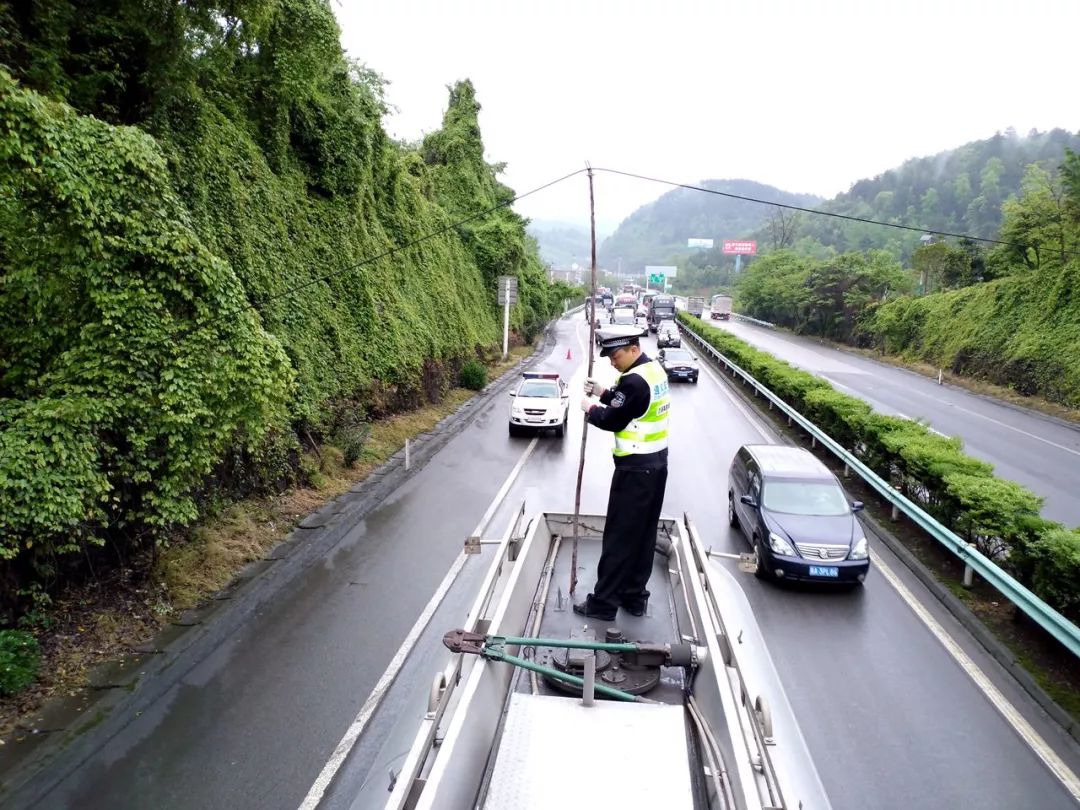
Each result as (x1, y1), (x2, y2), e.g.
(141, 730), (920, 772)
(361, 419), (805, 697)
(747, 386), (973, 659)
(649, 273), (664, 284)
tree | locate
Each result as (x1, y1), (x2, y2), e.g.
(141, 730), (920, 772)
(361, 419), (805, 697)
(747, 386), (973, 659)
(765, 206), (802, 251)
(998, 164), (1077, 271)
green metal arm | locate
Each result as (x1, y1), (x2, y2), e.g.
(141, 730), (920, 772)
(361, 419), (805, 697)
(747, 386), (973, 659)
(482, 646), (646, 703)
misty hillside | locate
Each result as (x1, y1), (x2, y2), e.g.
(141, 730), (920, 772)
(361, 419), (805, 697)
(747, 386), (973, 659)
(788, 128), (1080, 256)
(599, 179), (823, 272)
(526, 219), (594, 268)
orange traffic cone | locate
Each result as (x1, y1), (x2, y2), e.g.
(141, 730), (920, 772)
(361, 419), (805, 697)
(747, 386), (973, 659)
(566, 348), (573, 360)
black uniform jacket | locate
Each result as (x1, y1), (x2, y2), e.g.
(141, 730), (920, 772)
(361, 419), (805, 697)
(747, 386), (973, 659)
(587, 353), (668, 469)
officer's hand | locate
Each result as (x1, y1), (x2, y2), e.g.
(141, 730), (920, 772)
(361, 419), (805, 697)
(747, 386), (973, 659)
(584, 378), (607, 398)
(580, 397), (596, 414)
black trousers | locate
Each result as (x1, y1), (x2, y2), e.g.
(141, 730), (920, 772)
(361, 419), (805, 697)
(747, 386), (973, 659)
(590, 463), (669, 612)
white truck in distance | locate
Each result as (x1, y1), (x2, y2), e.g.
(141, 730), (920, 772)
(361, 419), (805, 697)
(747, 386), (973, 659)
(687, 296), (705, 318)
(710, 294), (733, 320)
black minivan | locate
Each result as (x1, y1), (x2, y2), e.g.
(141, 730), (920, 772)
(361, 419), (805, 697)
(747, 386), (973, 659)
(728, 444), (870, 584)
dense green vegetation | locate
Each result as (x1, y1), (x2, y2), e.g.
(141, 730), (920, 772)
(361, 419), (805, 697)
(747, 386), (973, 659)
(730, 147), (1080, 408)
(679, 313), (1080, 622)
(782, 129), (1080, 259)
(0, 629), (39, 694)
(861, 154), (1080, 407)
(0, 0), (572, 618)
(735, 250), (913, 342)
(598, 179), (822, 275)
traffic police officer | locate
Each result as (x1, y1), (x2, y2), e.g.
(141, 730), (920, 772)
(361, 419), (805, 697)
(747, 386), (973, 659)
(576, 324), (671, 621)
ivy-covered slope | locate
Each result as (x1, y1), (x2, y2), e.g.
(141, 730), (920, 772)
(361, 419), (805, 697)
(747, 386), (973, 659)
(0, 0), (569, 606)
(865, 261), (1080, 407)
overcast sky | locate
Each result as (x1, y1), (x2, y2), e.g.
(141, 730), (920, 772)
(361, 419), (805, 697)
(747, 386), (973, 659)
(335, 0), (1078, 233)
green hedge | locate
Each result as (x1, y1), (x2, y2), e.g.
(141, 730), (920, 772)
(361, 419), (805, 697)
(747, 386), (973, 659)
(680, 312), (1079, 622)
(0, 630), (40, 695)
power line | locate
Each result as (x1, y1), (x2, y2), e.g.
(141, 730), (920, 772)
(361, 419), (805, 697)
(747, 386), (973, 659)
(593, 166), (1063, 254)
(184, 167), (588, 339)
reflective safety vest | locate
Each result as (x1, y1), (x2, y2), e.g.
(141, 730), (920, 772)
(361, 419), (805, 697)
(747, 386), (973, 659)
(612, 360), (671, 457)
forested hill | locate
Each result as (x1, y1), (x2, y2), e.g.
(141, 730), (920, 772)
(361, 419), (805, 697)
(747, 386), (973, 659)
(0, 1), (570, 604)
(789, 128), (1080, 256)
(599, 179), (823, 271)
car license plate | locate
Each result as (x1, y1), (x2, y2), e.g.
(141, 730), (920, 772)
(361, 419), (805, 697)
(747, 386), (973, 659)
(809, 566), (839, 577)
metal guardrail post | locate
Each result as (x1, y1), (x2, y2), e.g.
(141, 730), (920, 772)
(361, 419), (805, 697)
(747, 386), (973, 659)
(678, 316), (1080, 658)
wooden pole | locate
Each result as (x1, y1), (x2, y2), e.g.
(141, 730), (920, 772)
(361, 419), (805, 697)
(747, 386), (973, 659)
(571, 165), (598, 595)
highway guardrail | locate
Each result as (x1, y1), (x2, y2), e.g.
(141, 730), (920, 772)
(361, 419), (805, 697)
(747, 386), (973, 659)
(677, 318), (1080, 658)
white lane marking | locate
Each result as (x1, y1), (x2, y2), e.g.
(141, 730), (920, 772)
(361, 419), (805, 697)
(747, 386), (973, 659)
(694, 346), (771, 440)
(298, 435), (539, 809)
(939, 402), (1080, 458)
(468, 436), (539, 540)
(297, 550), (467, 810)
(823, 367), (1080, 457)
(820, 373), (949, 437)
(870, 549), (1080, 802)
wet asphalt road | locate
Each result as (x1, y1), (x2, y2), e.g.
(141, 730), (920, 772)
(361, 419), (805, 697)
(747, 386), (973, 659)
(702, 314), (1080, 527)
(28, 314), (1080, 810)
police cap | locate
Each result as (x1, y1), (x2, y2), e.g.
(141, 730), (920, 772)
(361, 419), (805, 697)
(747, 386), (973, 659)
(596, 324), (642, 357)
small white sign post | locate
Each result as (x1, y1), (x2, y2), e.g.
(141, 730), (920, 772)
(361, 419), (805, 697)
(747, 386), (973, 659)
(497, 275), (518, 360)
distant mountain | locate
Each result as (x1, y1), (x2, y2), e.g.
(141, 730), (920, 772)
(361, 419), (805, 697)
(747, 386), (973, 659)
(598, 179), (823, 273)
(526, 219), (607, 268)
(788, 128), (1080, 257)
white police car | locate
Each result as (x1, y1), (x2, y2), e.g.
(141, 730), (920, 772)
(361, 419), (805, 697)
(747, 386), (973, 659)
(508, 372), (570, 438)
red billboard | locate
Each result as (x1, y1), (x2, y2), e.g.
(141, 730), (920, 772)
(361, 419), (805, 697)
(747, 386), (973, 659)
(722, 240), (757, 255)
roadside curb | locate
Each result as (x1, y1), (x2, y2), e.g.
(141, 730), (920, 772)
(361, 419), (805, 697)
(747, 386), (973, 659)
(0, 318), (566, 807)
(683, 319), (1080, 749)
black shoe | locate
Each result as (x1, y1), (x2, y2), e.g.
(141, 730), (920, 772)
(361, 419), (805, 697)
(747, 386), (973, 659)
(621, 591), (650, 617)
(573, 597), (617, 622)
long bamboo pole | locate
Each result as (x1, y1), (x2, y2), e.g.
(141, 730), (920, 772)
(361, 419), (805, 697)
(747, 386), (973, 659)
(570, 166), (598, 595)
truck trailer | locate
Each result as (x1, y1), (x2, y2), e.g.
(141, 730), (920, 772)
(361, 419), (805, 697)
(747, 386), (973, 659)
(710, 294), (733, 320)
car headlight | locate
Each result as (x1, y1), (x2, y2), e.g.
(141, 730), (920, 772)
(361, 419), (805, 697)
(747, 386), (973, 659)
(511, 407), (524, 416)
(849, 536), (869, 560)
(768, 532), (795, 556)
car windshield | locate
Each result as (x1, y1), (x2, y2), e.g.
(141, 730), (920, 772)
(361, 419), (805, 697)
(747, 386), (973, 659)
(663, 349), (692, 363)
(518, 380), (559, 398)
(612, 311), (635, 324)
(762, 481), (850, 516)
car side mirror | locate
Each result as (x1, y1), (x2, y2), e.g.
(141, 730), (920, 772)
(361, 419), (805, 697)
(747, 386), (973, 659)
(508, 391), (516, 397)
(740, 494), (757, 507)
(851, 501), (865, 512)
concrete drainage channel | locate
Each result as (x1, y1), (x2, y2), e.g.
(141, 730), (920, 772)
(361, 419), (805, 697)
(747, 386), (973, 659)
(0, 317), (570, 806)
(679, 320), (1080, 746)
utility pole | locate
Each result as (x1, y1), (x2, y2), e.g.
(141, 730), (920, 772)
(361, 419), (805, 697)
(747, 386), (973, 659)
(572, 166), (599, 596)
